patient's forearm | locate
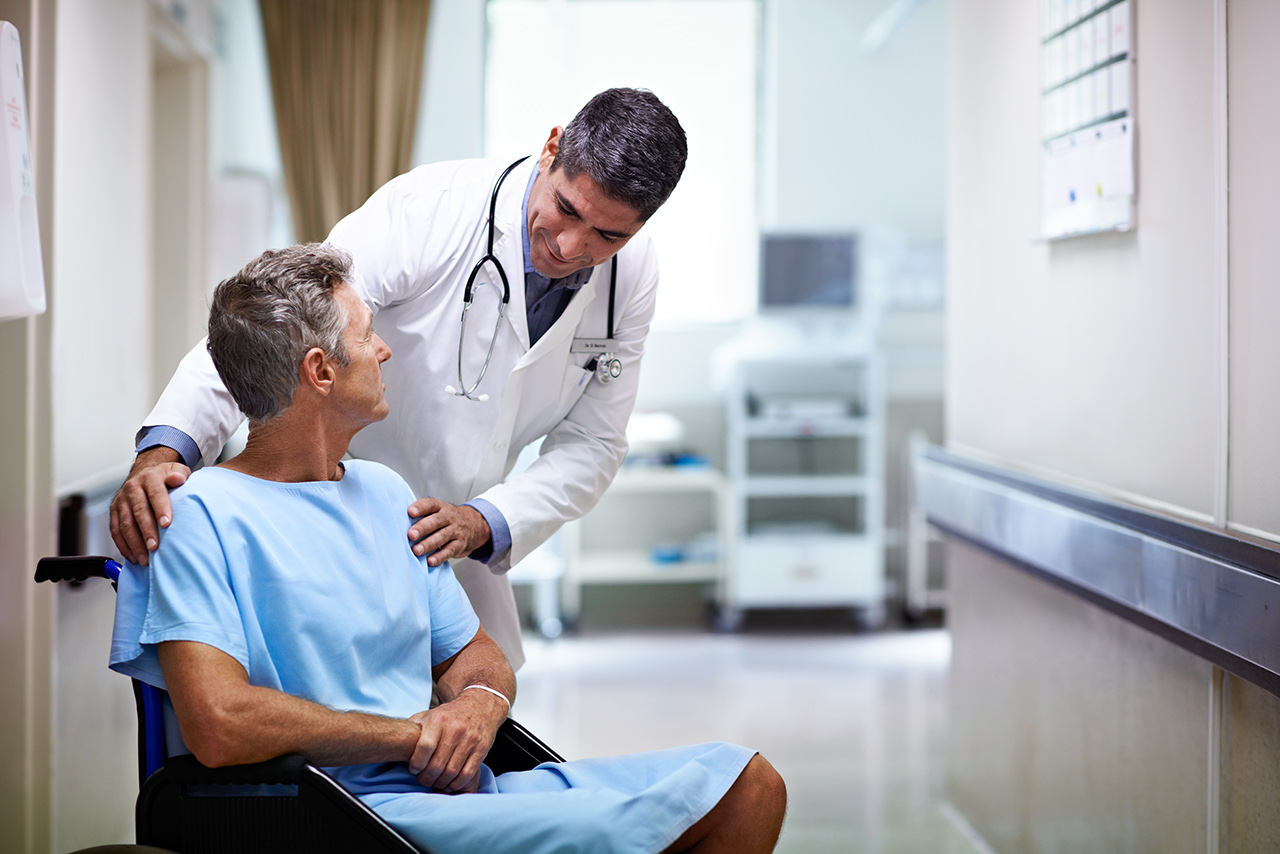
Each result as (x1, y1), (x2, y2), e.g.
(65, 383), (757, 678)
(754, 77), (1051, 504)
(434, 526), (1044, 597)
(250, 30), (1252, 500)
(203, 684), (421, 768)
(160, 640), (421, 769)
(432, 627), (516, 708)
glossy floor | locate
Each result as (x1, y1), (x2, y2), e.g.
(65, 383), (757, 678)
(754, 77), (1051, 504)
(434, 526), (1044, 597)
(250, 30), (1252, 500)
(512, 627), (981, 854)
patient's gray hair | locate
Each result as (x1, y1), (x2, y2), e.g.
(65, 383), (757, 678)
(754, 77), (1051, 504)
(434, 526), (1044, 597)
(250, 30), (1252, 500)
(208, 243), (353, 423)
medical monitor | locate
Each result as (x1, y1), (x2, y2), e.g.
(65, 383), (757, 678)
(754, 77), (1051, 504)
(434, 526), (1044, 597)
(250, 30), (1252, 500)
(758, 233), (857, 312)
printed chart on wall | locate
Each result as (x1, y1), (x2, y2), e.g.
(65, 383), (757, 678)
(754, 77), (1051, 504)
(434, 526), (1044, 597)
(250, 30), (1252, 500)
(1040, 0), (1134, 240)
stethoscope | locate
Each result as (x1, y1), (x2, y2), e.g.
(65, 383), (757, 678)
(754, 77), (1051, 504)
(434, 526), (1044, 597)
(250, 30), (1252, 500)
(446, 156), (621, 403)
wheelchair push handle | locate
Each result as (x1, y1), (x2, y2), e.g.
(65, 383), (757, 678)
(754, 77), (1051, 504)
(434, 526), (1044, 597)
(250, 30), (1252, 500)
(35, 555), (122, 584)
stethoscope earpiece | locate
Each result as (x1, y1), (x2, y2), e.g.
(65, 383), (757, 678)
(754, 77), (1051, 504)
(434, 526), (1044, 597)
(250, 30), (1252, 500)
(445, 384), (488, 402)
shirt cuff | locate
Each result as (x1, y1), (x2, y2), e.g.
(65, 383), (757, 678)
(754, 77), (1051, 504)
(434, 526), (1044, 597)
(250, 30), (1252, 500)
(135, 425), (202, 470)
(463, 498), (510, 564)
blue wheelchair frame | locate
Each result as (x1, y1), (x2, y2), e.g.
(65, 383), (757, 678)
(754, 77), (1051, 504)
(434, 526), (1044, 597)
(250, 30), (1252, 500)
(37, 556), (564, 854)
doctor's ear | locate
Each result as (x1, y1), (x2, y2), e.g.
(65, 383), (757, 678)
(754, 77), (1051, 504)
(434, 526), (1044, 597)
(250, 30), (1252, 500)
(539, 126), (564, 169)
(299, 347), (335, 395)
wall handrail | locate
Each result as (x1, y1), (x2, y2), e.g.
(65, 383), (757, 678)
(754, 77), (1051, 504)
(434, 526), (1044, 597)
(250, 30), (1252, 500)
(917, 445), (1280, 698)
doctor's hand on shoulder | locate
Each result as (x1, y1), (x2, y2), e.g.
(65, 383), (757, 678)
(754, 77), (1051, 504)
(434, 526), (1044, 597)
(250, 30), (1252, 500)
(408, 498), (492, 566)
(110, 447), (192, 566)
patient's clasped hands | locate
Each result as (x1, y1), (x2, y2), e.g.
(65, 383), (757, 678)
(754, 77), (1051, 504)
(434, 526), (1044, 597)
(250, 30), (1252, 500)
(408, 687), (509, 794)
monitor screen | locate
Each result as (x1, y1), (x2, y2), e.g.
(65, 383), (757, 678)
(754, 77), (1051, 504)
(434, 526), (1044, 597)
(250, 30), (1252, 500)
(759, 234), (857, 310)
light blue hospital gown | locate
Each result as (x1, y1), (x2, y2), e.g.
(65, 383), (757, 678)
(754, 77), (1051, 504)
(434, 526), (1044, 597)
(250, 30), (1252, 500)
(110, 460), (753, 854)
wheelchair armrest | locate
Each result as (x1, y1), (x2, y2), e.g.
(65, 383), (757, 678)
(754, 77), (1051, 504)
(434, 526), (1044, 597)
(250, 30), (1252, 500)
(484, 717), (566, 775)
(162, 752), (308, 786)
(161, 716), (564, 783)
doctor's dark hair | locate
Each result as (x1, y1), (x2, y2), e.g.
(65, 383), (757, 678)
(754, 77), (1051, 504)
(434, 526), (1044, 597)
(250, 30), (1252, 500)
(552, 88), (688, 222)
(207, 243), (353, 424)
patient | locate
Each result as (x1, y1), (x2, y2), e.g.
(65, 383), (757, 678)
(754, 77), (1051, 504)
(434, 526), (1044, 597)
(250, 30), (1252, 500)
(109, 243), (786, 854)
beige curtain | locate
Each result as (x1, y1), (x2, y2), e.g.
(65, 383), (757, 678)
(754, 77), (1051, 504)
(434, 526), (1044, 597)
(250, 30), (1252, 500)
(259, 0), (432, 243)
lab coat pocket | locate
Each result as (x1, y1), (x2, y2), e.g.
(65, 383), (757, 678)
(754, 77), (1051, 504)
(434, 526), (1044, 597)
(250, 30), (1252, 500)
(557, 359), (595, 415)
(512, 349), (596, 449)
(528, 359), (593, 438)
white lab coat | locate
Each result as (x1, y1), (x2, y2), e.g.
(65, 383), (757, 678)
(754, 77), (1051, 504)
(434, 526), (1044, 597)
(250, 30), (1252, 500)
(143, 157), (659, 669)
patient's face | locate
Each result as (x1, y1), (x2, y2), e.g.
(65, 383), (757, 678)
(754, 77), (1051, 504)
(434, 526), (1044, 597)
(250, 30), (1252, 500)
(333, 284), (392, 427)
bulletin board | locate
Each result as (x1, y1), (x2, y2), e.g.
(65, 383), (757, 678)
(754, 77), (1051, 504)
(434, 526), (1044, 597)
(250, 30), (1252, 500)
(1040, 0), (1135, 240)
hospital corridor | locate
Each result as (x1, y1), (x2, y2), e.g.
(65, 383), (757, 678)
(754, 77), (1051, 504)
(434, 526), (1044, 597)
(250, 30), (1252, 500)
(5, 0), (1280, 853)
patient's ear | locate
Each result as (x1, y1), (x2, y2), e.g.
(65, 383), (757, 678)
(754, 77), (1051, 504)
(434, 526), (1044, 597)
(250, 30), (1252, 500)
(299, 347), (334, 396)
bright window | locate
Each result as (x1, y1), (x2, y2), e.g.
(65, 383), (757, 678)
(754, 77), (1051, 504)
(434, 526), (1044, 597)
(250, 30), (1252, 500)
(485, 0), (759, 324)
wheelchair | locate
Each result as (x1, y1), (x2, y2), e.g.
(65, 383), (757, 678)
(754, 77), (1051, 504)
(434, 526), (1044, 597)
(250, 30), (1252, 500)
(37, 556), (565, 854)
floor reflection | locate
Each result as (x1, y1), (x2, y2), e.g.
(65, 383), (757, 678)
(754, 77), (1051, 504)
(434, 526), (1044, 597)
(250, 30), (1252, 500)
(513, 628), (978, 853)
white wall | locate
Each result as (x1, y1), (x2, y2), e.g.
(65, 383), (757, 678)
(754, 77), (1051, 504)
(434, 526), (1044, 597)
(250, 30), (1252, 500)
(947, 0), (1218, 518)
(152, 33), (212, 401)
(1226, 0), (1280, 540)
(51, 0), (153, 493)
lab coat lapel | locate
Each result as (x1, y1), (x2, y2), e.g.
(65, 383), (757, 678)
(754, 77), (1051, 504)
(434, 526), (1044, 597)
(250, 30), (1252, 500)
(468, 158), (534, 500)
(469, 268), (599, 500)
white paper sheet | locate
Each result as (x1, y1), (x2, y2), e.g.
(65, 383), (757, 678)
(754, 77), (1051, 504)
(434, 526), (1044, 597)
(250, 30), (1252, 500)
(0, 22), (46, 320)
(1110, 60), (1131, 114)
(1110, 1), (1130, 57)
(1042, 117), (1134, 239)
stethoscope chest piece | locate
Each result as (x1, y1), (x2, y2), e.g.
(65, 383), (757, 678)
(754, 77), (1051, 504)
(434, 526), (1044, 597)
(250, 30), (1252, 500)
(594, 354), (622, 384)
(572, 335), (621, 385)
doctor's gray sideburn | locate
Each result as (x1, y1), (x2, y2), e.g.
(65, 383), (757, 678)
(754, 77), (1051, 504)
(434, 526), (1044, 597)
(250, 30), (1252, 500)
(551, 87), (689, 222)
(207, 243), (354, 424)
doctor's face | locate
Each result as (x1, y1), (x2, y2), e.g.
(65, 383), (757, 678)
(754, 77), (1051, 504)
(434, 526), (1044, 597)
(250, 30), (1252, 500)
(526, 127), (645, 279)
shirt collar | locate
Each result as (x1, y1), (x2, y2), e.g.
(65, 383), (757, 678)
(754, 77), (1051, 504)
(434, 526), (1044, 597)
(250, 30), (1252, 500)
(521, 164), (540, 277)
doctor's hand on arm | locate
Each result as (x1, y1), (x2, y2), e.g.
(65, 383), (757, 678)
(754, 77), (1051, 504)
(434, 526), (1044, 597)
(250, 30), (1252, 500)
(407, 498), (492, 566)
(410, 628), (515, 794)
(110, 447), (192, 566)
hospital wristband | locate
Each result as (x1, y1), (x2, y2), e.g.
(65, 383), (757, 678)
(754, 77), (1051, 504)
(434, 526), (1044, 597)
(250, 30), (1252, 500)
(462, 684), (511, 717)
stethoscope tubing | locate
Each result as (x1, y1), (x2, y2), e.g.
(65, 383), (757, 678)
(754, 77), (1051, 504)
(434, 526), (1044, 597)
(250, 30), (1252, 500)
(452, 156), (619, 402)
(453, 157), (528, 401)
(456, 256), (508, 399)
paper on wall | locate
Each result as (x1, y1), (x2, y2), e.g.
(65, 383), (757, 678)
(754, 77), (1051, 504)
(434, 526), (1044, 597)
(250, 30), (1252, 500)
(1041, 117), (1134, 239)
(0, 21), (46, 321)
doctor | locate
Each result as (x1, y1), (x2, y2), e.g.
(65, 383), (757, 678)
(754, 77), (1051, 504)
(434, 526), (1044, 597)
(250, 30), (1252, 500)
(109, 88), (688, 669)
